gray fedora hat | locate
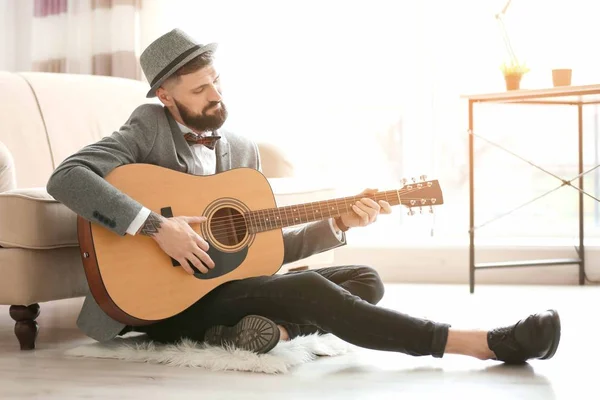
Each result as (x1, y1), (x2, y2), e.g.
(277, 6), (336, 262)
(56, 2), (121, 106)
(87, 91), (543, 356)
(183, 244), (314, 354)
(140, 28), (217, 98)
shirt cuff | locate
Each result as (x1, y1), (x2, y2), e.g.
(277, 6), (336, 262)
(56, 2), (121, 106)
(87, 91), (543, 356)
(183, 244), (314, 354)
(126, 207), (152, 235)
(329, 218), (344, 241)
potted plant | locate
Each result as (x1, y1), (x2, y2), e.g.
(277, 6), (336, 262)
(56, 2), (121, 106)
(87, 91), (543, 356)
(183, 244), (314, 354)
(500, 62), (529, 91)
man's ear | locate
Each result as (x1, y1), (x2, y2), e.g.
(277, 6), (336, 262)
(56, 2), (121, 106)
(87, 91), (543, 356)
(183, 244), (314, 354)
(156, 87), (174, 107)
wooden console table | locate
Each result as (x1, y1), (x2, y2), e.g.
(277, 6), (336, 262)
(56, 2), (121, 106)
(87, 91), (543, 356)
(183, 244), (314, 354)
(462, 84), (600, 293)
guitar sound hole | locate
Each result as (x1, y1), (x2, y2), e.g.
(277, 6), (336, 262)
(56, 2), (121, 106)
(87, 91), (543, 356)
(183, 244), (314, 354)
(210, 207), (247, 246)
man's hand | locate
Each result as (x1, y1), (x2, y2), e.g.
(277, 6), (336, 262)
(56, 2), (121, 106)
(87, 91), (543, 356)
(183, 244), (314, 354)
(337, 188), (392, 229)
(138, 212), (214, 275)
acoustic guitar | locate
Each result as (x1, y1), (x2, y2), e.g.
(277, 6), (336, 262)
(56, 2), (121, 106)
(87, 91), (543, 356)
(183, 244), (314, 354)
(77, 164), (444, 326)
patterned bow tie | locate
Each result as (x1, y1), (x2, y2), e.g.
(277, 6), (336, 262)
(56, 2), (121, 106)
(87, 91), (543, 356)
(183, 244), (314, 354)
(183, 132), (221, 150)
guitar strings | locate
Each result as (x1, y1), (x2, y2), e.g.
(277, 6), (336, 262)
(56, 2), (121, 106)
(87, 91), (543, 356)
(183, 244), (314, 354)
(204, 197), (441, 237)
(203, 193), (441, 237)
(204, 198), (441, 238)
(208, 194), (394, 226)
(197, 194), (440, 236)
(202, 185), (437, 225)
(195, 186), (441, 236)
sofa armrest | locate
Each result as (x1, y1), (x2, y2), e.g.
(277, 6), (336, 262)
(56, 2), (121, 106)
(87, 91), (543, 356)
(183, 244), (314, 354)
(0, 141), (16, 193)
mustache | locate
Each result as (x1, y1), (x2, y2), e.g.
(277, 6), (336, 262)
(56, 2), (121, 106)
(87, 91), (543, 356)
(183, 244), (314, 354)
(203, 101), (221, 113)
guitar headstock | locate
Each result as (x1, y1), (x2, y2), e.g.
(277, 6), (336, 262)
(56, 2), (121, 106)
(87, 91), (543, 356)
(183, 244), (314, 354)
(399, 176), (444, 215)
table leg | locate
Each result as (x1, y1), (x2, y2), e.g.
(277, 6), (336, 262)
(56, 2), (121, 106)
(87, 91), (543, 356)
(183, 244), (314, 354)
(578, 104), (585, 285)
(469, 100), (475, 293)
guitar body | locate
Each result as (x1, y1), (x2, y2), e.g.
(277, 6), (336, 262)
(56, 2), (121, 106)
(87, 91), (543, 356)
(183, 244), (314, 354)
(78, 164), (284, 326)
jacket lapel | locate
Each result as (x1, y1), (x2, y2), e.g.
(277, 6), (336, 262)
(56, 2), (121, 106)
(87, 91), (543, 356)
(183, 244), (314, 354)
(165, 109), (196, 174)
(215, 133), (230, 173)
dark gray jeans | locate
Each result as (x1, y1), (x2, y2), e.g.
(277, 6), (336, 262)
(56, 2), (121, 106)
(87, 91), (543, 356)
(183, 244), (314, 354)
(135, 265), (450, 358)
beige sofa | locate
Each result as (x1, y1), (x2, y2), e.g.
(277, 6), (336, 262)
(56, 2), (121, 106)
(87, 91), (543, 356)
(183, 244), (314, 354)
(0, 71), (334, 350)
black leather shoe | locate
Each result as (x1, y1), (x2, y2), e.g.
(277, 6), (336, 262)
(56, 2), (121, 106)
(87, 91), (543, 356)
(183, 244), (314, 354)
(203, 315), (280, 354)
(487, 309), (561, 364)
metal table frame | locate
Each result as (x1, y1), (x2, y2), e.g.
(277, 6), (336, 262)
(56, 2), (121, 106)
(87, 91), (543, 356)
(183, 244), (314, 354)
(463, 84), (600, 293)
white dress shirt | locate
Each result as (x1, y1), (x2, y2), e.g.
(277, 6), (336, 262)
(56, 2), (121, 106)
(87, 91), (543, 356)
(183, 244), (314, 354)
(126, 122), (342, 238)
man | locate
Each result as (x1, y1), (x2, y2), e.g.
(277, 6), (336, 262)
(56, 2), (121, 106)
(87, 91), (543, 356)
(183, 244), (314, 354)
(47, 29), (561, 363)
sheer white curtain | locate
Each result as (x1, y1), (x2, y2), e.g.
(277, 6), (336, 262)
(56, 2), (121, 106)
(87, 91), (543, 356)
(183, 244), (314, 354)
(0, 0), (31, 71)
(1, 0), (142, 79)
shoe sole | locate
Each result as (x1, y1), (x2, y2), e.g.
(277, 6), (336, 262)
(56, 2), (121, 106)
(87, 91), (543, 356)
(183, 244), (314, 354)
(540, 309), (561, 360)
(204, 315), (280, 354)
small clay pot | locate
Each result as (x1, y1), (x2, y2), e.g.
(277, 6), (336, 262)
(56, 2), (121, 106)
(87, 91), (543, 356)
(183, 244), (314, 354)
(552, 69), (572, 87)
(504, 74), (522, 91)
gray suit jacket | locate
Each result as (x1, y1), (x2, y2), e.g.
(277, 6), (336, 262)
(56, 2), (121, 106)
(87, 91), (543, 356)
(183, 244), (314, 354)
(46, 104), (346, 342)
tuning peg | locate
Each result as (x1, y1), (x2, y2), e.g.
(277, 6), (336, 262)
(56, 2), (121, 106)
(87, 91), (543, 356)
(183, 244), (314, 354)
(419, 174), (427, 181)
(407, 208), (415, 216)
(411, 177), (416, 183)
(429, 206), (434, 214)
(401, 178), (408, 185)
(419, 207), (423, 214)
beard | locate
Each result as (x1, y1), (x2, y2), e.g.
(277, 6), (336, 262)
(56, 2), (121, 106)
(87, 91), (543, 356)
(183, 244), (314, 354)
(174, 98), (228, 133)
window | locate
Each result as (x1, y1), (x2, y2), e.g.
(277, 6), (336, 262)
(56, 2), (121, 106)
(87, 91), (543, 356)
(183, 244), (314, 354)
(145, 0), (600, 244)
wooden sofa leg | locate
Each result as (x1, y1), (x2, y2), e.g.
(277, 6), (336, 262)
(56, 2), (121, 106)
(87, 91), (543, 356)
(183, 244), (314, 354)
(9, 304), (40, 350)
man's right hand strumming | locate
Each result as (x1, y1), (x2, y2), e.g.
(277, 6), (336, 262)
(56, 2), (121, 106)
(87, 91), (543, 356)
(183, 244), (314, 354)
(137, 212), (215, 275)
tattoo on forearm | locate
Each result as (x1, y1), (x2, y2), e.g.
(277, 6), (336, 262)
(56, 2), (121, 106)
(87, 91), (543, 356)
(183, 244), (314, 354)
(139, 212), (164, 236)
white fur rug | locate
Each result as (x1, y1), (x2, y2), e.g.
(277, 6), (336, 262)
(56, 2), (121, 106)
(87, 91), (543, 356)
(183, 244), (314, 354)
(65, 333), (351, 374)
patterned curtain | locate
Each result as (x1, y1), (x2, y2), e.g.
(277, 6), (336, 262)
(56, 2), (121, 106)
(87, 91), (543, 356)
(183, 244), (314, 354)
(31, 0), (142, 79)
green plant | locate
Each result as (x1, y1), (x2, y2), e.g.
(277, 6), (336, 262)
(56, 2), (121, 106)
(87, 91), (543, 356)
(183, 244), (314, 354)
(500, 61), (530, 76)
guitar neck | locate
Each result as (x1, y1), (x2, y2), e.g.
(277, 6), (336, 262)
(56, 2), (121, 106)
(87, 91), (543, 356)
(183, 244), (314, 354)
(245, 190), (401, 233)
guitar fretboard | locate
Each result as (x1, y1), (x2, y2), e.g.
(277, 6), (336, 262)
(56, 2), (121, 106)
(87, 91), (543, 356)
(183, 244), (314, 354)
(245, 191), (402, 233)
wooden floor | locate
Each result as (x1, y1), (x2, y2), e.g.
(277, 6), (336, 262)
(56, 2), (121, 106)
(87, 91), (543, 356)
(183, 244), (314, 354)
(0, 283), (597, 400)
